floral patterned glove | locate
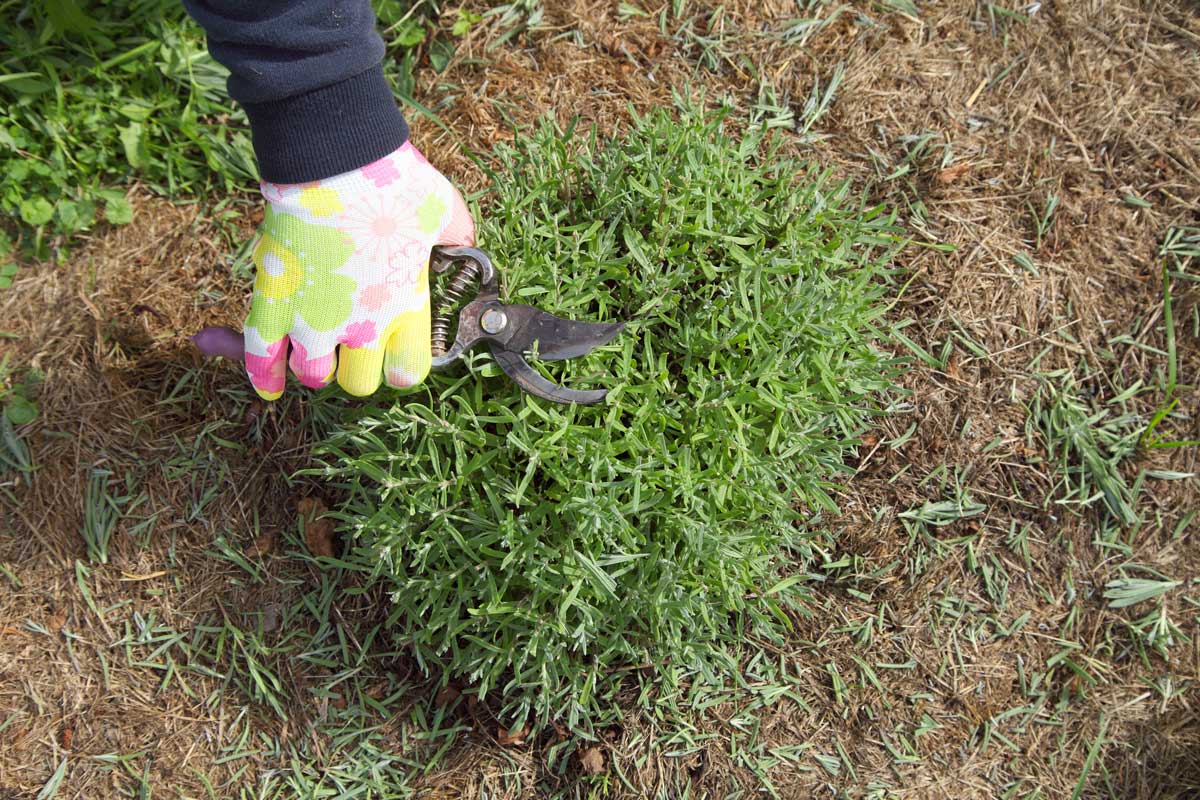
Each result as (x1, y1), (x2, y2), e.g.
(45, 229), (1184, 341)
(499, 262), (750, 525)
(244, 142), (475, 399)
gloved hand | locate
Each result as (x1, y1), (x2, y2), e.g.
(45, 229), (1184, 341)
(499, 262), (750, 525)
(242, 142), (475, 399)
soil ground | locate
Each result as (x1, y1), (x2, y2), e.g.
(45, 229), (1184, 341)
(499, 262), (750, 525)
(2, 1), (1199, 797)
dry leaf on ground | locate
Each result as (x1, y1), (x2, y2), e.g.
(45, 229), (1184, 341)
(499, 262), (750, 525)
(497, 725), (528, 746)
(936, 162), (971, 184)
(248, 528), (276, 557)
(297, 497), (335, 558)
(580, 747), (605, 775)
(46, 608), (66, 633)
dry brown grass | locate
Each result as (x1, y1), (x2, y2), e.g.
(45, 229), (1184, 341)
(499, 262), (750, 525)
(2, 0), (1199, 797)
(0, 199), (298, 796)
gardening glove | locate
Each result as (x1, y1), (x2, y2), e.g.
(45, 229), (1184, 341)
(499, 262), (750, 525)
(244, 142), (475, 399)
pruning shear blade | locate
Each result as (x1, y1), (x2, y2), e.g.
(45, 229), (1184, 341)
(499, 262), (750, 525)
(503, 312), (625, 362)
(430, 246), (624, 405)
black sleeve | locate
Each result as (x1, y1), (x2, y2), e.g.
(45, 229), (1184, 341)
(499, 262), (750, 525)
(182, 0), (410, 184)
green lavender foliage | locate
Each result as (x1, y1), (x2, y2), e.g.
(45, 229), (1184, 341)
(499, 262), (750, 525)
(318, 100), (902, 728)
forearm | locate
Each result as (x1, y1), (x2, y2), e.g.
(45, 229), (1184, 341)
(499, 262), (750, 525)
(183, 0), (409, 183)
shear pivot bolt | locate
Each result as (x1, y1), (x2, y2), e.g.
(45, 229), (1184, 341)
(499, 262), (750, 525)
(481, 308), (508, 334)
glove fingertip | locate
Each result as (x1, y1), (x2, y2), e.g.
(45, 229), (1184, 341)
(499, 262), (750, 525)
(246, 336), (289, 400)
(254, 386), (284, 402)
(290, 340), (338, 389)
(384, 318), (431, 390)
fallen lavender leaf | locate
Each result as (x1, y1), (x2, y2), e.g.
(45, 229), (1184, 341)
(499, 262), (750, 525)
(191, 326), (245, 360)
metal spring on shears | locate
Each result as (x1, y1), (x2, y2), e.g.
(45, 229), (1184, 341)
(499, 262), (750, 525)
(430, 258), (481, 356)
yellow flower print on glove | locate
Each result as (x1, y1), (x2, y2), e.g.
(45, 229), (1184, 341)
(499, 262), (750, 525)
(243, 143), (476, 400)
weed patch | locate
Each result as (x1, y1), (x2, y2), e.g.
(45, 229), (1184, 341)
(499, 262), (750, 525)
(318, 101), (902, 728)
(1031, 371), (1146, 527)
(0, 0), (455, 264)
(1, 1), (250, 256)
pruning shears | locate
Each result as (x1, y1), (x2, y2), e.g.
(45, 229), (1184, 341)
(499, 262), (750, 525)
(190, 246), (624, 405)
(428, 246), (624, 404)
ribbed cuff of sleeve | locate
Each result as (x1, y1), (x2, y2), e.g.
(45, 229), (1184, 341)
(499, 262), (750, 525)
(241, 63), (410, 184)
